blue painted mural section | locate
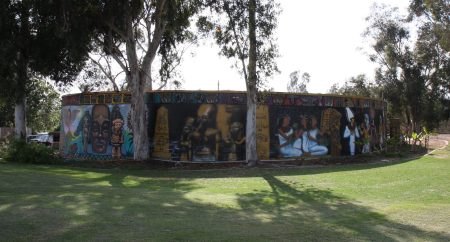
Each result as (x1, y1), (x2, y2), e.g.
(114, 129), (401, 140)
(61, 104), (133, 159)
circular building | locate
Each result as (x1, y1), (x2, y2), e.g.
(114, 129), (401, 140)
(61, 90), (386, 162)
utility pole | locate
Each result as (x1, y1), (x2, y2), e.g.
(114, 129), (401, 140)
(217, 80), (220, 91)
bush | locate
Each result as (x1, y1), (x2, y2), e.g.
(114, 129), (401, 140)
(3, 139), (60, 164)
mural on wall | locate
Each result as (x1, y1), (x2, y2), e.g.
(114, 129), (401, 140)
(61, 91), (386, 162)
(270, 107), (330, 158)
(150, 104), (247, 162)
(61, 104), (133, 159)
(268, 105), (385, 158)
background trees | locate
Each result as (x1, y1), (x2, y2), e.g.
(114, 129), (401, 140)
(287, 71), (310, 93)
(0, 78), (61, 133)
(328, 74), (380, 98)
(363, 3), (449, 131)
(0, 0), (93, 138)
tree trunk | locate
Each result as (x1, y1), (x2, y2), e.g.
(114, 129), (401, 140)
(130, 71), (150, 160)
(14, 3), (29, 140)
(14, 98), (27, 139)
(246, 86), (258, 165)
(246, 0), (258, 166)
(14, 53), (28, 139)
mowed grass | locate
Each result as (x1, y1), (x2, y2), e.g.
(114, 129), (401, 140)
(1, 145), (449, 241)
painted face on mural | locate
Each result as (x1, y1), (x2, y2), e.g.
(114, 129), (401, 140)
(281, 115), (290, 128)
(311, 116), (318, 129)
(91, 104), (110, 153)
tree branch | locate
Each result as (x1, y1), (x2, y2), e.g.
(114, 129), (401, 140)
(224, 4), (248, 83)
(142, 0), (168, 74)
(88, 55), (120, 91)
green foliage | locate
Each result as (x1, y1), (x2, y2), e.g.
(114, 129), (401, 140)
(409, 0), (450, 51)
(328, 74), (380, 98)
(287, 70), (310, 93)
(198, 0), (281, 86)
(364, 3), (449, 131)
(0, 78), (61, 132)
(3, 140), (59, 164)
(26, 78), (61, 132)
(0, 0), (95, 138)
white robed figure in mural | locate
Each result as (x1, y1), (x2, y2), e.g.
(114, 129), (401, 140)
(277, 115), (302, 157)
(343, 107), (360, 156)
(302, 115), (328, 156)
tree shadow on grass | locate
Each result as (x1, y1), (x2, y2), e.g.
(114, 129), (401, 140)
(235, 174), (450, 241)
(27, 153), (426, 181)
(0, 164), (449, 241)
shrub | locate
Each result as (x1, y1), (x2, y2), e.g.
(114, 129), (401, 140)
(3, 139), (60, 164)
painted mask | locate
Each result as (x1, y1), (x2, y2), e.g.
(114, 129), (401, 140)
(91, 104), (110, 153)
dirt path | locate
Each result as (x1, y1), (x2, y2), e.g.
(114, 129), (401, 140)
(428, 134), (450, 150)
(426, 134), (450, 159)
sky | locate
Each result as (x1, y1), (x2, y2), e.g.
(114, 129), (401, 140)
(177, 0), (411, 94)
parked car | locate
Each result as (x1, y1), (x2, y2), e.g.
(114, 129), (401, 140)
(36, 132), (60, 149)
(29, 133), (48, 143)
(26, 134), (38, 142)
(28, 132), (59, 149)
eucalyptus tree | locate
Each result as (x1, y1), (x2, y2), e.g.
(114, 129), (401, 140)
(409, 0), (450, 51)
(365, 3), (449, 130)
(198, 0), (280, 164)
(0, 0), (92, 138)
(75, 0), (202, 160)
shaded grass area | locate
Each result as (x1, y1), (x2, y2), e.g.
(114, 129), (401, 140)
(1, 146), (450, 241)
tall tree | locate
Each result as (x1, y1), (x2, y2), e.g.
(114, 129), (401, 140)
(409, 0), (450, 51)
(78, 0), (201, 160)
(364, 3), (449, 130)
(0, 0), (92, 138)
(199, 0), (280, 164)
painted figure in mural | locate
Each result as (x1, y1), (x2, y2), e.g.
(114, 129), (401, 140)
(378, 114), (385, 149)
(277, 115), (302, 157)
(64, 108), (80, 135)
(191, 104), (221, 161)
(369, 108), (379, 151)
(225, 121), (246, 161)
(111, 105), (124, 159)
(81, 111), (91, 153)
(292, 115), (307, 152)
(343, 107), (360, 156)
(91, 104), (110, 154)
(111, 118), (124, 158)
(179, 117), (195, 161)
(302, 115), (328, 156)
(360, 114), (371, 153)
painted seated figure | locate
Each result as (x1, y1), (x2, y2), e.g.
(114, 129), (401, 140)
(277, 115), (302, 157)
(225, 121), (246, 161)
(191, 104), (221, 161)
(302, 115), (328, 156)
(179, 117), (194, 161)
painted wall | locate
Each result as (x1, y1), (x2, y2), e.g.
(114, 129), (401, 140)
(62, 91), (386, 162)
(149, 92), (386, 162)
(61, 93), (134, 159)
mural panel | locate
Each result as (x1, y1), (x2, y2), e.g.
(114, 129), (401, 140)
(268, 105), (384, 158)
(61, 104), (133, 159)
(150, 104), (247, 162)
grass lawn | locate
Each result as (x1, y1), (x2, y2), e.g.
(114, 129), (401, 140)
(1, 143), (449, 241)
